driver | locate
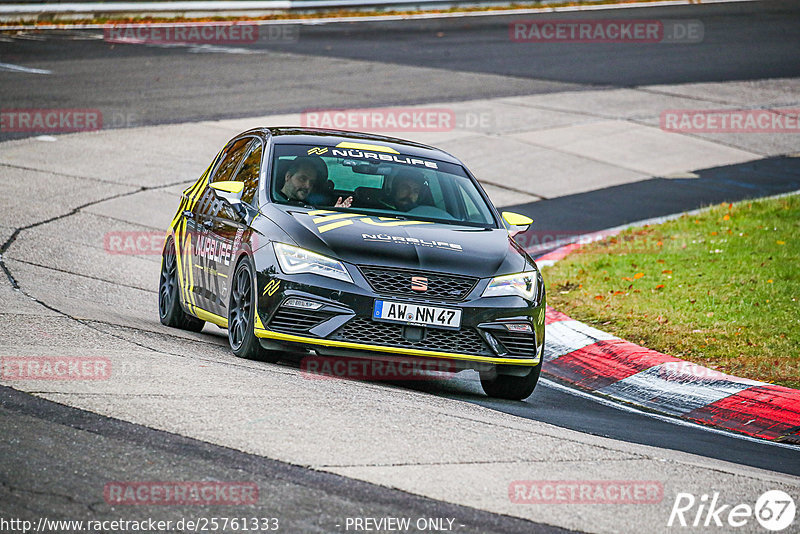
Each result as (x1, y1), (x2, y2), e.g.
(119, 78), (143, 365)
(278, 156), (326, 203)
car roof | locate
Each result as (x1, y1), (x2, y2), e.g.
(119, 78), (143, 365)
(240, 127), (463, 165)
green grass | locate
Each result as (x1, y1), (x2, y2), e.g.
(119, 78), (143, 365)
(541, 194), (800, 390)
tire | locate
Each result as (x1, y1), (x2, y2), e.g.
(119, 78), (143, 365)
(480, 362), (541, 401)
(159, 237), (205, 332)
(228, 257), (278, 362)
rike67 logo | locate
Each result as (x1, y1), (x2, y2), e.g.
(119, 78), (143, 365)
(668, 490), (795, 531)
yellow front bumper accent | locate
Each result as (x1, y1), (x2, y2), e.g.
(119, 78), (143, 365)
(254, 327), (540, 366)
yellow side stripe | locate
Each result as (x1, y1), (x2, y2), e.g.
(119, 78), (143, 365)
(173, 222), (188, 306)
(193, 307), (228, 328)
(185, 232), (197, 308)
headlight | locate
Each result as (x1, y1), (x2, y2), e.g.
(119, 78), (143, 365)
(273, 243), (353, 283)
(482, 272), (540, 302)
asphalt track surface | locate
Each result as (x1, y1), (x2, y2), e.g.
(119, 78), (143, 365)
(1, 1), (800, 531)
(0, 386), (566, 534)
(1, 1), (799, 140)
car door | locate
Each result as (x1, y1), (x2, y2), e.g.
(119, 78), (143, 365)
(208, 137), (264, 316)
(188, 136), (253, 315)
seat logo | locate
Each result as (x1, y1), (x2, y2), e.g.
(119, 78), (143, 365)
(411, 276), (428, 292)
(307, 147), (328, 155)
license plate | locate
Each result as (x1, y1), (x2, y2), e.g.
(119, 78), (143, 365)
(373, 300), (462, 330)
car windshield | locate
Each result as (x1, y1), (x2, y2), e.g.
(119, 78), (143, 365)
(270, 143), (497, 228)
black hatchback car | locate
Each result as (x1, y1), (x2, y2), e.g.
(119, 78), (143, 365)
(159, 127), (545, 399)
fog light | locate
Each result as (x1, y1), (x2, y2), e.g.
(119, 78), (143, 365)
(505, 323), (532, 333)
(484, 332), (505, 355)
(284, 298), (323, 310)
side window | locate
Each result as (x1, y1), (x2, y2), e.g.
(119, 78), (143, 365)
(233, 139), (262, 206)
(212, 138), (252, 183)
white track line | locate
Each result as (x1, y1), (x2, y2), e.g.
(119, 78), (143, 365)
(540, 378), (800, 452)
(0, 62), (51, 74)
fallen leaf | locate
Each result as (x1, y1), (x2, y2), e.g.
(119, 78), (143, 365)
(634, 272), (644, 279)
(662, 269), (672, 274)
(622, 276), (634, 281)
(594, 295), (604, 300)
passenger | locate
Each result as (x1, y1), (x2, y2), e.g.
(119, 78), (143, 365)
(381, 170), (424, 212)
(333, 169), (426, 211)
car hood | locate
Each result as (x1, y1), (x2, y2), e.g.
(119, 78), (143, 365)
(260, 205), (533, 278)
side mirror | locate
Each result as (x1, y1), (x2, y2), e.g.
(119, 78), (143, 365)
(502, 211), (533, 236)
(210, 181), (247, 219)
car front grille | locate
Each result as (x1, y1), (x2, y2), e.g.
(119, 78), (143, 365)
(358, 266), (478, 301)
(492, 331), (537, 357)
(267, 308), (335, 335)
(330, 317), (492, 356)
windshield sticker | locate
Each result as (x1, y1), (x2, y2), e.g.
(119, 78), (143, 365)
(362, 233), (463, 252)
(329, 148), (439, 169)
(307, 147), (328, 155)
